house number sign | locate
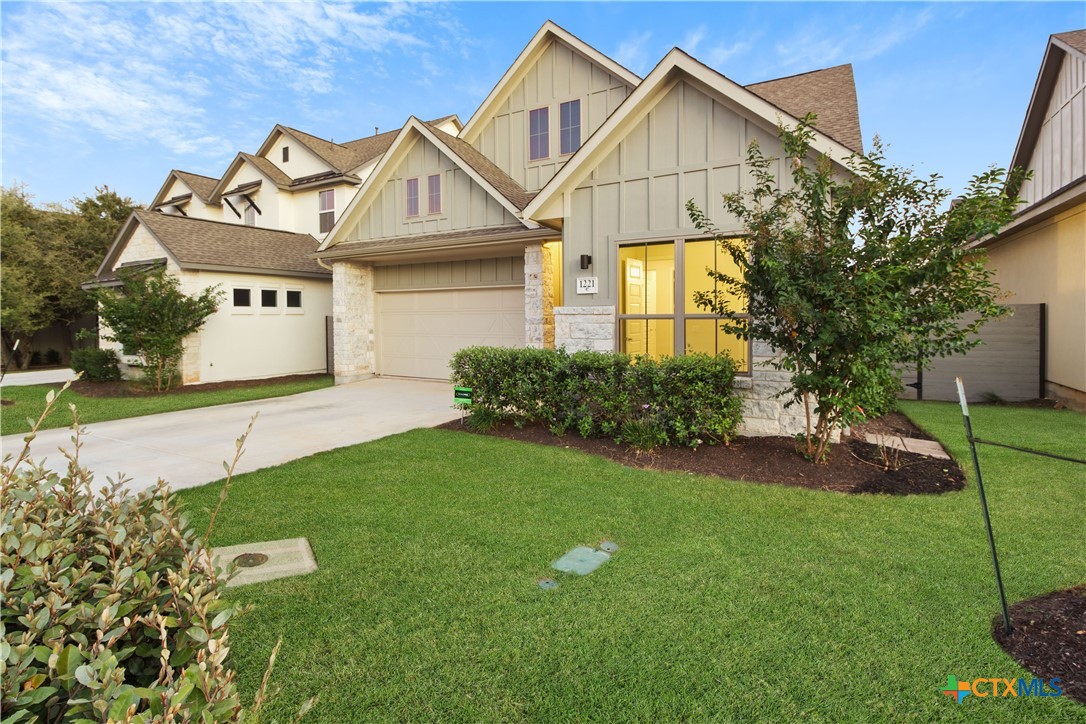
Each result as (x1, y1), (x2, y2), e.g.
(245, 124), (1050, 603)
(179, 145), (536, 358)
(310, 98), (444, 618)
(576, 277), (598, 295)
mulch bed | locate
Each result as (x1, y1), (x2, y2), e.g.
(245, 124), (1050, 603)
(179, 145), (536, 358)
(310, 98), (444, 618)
(437, 413), (965, 495)
(993, 585), (1086, 704)
(58, 373), (329, 399)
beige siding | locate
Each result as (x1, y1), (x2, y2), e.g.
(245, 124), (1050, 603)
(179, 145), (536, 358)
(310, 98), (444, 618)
(343, 137), (520, 243)
(472, 39), (633, 193)
(1021, 51), (1086, 205)
(561, 80), (788, 306)
(375, 256), (524, 291)
(985, 203), (1086, 394)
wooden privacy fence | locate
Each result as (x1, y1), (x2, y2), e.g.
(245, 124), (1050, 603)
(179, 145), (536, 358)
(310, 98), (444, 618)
(900, 304), (1044, 403)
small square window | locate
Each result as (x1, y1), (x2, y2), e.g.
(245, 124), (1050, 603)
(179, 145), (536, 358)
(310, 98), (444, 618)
(286, 290), (302, 308)
(261, 289), (278, 308)
(406, 177), (420, 217)
(282, 146), (290, 163)
(233, 288), (251, 307)
(427, 174), (441, 214)
(529, 107), (549, 161)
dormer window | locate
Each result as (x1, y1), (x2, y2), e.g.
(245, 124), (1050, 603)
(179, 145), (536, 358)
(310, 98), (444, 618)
(319, 189), (335, 233)
(406, 178), (420, 217)
(244, 204), (256, 226)
(529, 107), (549, 161)
(282, 146), (290, 163)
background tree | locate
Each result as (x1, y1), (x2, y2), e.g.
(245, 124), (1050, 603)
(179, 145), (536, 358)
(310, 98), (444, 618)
(688, 115), (1025, 461)
(0, 184), (138, 368)
(91, 268), (223, 391)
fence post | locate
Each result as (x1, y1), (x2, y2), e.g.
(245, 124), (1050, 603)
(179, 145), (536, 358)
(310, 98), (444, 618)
(956, 377), (1013, 635)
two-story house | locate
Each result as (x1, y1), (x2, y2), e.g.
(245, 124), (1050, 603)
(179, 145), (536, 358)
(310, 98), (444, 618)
(317, 21), (864, 436)
(91, 117), (460, 384)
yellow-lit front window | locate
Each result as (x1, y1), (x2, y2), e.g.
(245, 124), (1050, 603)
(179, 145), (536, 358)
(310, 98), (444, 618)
(618, 239), (749, 372)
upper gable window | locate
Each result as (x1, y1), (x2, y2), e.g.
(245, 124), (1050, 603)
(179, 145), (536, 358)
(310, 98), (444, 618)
(282, 146), (290, 163)
(406, 177), (420, 217)
(560, 100), (581, 155)
(427, 174), (442, 215)
(244, 204), (256, 226)
(529, 107), (550, 161)
(319, 189), (335, 233)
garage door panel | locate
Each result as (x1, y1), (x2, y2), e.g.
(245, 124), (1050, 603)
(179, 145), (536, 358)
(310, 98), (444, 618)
(377, 287), (525, 379)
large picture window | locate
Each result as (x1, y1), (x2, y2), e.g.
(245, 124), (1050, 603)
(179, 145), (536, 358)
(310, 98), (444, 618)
(618, 239), (749, 372)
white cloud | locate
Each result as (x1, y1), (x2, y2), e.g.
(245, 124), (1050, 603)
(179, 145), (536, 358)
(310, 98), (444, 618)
(682, 26), (707, 55)
(0, 1), (441, 160)
(772, 8), (933, 73)
(613, 31), (653, 75)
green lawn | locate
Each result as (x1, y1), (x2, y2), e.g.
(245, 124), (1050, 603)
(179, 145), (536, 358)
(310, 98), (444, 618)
(1, 376), (334, 436)
(178, 402), (1086, 721)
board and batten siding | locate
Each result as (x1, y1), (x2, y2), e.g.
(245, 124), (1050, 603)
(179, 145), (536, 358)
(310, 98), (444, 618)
(342, 137), (520, 243)
(560, 79), (790, 306)
(471, 39), (633, 193)
(374, 256), (525, 291)
(1021, 49), (1086, 205)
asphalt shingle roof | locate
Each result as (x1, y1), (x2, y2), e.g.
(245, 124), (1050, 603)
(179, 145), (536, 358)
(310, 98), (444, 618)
(746, 64), (864, 154)
(426, 124), (534, 210)
(130, 209), (328, 276)
(1054, 29), (1086, 54)
(173, 170), (220, 204)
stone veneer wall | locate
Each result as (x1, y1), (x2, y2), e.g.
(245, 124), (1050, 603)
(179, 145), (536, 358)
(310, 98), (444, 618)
(553, 306), (616, 352)
(554, 306), (816, 438)
(524, 243), (556, 349)
(332, 261), (375, 383)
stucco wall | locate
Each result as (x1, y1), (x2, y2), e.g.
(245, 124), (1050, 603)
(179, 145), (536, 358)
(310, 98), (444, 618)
(282, 182), (358, 240)
(181, 271), (332, 384)
(160, 178), (222, 221)
(985, 202), (1086, 398)
(266, 133), (330, 181)
(223, 162), (280, 229)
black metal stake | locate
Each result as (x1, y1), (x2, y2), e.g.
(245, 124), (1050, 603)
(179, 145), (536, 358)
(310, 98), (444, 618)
(956, 377), (1013, 635)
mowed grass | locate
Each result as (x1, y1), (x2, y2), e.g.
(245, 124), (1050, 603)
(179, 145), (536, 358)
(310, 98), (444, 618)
(0, 376), (334, 436)
(178, 402), (1086, 721)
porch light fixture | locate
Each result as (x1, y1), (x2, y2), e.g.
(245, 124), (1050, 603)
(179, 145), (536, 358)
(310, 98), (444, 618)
(579, 254), (592, 269)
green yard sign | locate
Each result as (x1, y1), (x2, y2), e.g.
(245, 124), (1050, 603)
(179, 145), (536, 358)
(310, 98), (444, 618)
(454, 386), (473, 406)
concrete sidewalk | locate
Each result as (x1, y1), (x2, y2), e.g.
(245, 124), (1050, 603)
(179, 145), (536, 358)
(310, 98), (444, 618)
(1, 368), (77, 387)
(2, 378), (457, 493)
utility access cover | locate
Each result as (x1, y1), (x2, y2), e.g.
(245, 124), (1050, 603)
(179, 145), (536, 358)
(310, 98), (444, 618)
(552, 546), (611, 575)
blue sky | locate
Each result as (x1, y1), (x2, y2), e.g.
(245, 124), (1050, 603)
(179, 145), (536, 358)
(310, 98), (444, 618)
(1, 2), (1080, 207)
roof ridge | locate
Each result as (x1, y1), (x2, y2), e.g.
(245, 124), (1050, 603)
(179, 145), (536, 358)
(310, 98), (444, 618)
(135, 207), (316, 240)
(174, 169), (220, 181)
(745, 63), (853, 88)
(281, 125), (352, 151)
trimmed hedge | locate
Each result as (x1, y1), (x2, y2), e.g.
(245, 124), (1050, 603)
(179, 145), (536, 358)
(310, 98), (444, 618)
(450, 347), (744, 448)
(70, 347), (121, 382)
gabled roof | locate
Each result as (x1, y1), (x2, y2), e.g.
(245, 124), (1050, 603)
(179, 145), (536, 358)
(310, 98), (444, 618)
(318, 117), (535, 252)
(460, 20), (641, 143)
(523, 48), (860, 223)
(150, 169), (221, 208)
(96, 209), (329, 280)
(746, 64), (863, 154)
(1008, 28), (1086, 196)
(210, 152), (293, 200)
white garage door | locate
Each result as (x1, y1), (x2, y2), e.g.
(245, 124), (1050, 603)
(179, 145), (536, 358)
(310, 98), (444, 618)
(376, 286), (525, 379)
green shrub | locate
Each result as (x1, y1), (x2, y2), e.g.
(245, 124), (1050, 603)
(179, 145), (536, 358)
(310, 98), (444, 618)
(45, 349), (62, 366)
(450, 347), (743, 447)
(70, 347), (121, 382)
(1, 416), (242, 720)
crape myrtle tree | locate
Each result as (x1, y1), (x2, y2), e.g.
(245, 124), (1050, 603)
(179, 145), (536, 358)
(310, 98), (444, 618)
(687, 114), (1025, 462)
(91, 268), (223, 392)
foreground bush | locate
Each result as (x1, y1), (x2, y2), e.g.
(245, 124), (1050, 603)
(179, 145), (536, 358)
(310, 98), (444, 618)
(1, 397), (242, 721)
(450, 347), (743, 448)
(70, 347), (121, 382)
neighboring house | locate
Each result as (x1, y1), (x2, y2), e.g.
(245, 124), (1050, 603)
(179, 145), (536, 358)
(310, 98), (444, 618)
(92, 210), (332, 384)
(90, 117), (461, 384)
(971, 29), (1086, 411)
(318, 21), (864, 436)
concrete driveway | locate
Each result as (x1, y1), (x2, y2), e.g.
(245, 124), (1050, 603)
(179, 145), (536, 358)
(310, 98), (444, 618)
(1, 368), (77, 387)
(2, 378), (457, 493)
